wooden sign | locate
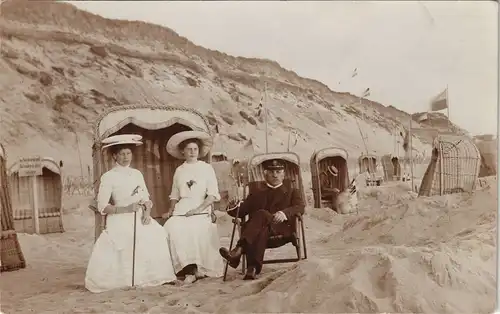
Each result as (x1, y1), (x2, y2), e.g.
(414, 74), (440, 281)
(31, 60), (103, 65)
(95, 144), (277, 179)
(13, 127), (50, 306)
(18, 156), (42, 177)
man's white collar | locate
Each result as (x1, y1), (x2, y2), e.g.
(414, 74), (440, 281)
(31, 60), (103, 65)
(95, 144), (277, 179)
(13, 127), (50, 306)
(267, 182), (283, 189)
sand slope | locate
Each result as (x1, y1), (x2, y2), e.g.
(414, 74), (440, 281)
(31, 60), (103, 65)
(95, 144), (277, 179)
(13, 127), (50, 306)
(0, 1), (469, 178)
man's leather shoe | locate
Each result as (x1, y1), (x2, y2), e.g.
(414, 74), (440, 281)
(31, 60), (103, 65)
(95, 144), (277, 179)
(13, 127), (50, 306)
(243, 266), (256, 280)
(219, 246), (242, 269)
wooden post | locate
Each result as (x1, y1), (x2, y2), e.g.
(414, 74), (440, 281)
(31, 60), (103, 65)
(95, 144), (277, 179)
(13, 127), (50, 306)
(356, 97), (369, 156)
(355, 117), (368, 155)
(264, 82), (269, 153)
(93, 148), (105, 242)
(32, 175), (40, 234)
(287, 131), (291, 152)
(439, 141), (444, 196)
(74, 131), (85, 180)
(19, 156), (42, 234)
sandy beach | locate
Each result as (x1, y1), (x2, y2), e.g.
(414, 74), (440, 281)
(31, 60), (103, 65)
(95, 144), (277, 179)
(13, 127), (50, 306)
(1, 177), (496, 314)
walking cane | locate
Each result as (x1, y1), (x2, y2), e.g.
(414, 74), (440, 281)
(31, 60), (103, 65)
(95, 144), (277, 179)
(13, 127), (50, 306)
(131, 186), (141, 287)
(223, 175), (243, 282)
(132, 209), (137, 286)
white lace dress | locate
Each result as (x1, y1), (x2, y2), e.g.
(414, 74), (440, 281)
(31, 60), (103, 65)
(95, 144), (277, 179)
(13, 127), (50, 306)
(163, 161), (224, 277)
(85, 165), (176, 293)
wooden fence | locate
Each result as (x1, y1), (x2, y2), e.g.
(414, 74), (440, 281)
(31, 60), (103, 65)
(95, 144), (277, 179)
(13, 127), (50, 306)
(63, 175), (93, 196)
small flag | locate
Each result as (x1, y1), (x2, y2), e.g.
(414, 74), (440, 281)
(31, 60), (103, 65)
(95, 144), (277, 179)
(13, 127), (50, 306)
(430, 88), (448, 111)
(351, 68), (358, 78)
(416, 112), (429, 122)
(255, 96), (264, 117)
(402, 128), (410, 153)
(361, 88), (370, 97)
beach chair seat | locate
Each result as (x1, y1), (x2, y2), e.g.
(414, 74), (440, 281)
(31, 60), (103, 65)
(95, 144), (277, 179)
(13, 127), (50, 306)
(223, 153), (308, 281)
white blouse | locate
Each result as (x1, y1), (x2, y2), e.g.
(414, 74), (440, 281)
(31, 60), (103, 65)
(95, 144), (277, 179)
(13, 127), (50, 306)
(169, 161), (221, 203)
(97, 165), (150, 213)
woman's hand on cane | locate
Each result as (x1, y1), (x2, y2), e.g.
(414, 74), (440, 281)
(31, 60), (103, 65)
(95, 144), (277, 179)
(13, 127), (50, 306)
(185, 208), (198, 217)
(141, 212), (151, 225)
(141, 200), (153, 211)
(138, 200), (152, 225)
(130, 203), (141, 213)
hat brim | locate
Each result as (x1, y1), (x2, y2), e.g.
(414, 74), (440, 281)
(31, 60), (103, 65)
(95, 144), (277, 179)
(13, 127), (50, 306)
(264, 166), (285, 171)
(166, 131), (213, 160)
(102, 140), (143, 150)
(102, 134), (142, 144)
(327, 167), (338, 176)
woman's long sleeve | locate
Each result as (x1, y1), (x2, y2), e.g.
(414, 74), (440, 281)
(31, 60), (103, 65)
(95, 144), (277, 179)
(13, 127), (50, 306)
(97, 174), (112, 214)
(206, 165), (221, 202)
(137, 171), (151, 202)
(169, 169), (180, 201)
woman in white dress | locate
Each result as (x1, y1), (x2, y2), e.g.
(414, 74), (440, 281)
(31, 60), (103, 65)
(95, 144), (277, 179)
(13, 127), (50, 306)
(85, 134), (177, 293)
(162, 130), (224, 284)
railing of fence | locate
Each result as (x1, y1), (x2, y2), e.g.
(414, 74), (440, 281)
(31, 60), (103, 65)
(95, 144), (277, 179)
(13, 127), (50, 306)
(63, 175), (93, 196)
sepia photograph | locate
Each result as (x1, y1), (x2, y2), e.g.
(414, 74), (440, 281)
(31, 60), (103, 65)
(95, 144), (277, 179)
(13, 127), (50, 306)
(0, 1), (497, 313)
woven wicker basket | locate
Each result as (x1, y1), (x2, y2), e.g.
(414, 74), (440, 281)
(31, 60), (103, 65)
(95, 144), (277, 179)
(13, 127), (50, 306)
(1, 143), (26, 272)
(419, 135), (481, 196)
(310, 147), (350, 209)
(381, 154), (402, 182)
(91, 105), (217, 241)
(8, 158), (64, 234)
(247, 152), (306, 203)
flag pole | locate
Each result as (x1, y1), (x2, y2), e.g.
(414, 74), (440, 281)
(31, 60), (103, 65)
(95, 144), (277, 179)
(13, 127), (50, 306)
(287, 131), (291, 152)
(264, 82), (269, 153)
(409, 116), (415, 192)
(356, 95), (369, 155)
(355, 115), (368, 155)
(446, 84), (450, 121)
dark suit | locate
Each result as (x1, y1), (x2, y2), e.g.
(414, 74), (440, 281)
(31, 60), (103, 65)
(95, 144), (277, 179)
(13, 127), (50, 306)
(227, 181), (305, 273)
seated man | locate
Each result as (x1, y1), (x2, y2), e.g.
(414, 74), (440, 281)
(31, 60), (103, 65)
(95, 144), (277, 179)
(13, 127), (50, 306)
(219, 158), (305, 280)
(319, 165), (341, 212)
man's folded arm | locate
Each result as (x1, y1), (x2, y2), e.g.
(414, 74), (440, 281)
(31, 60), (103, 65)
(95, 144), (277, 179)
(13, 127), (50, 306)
(281, 188), (305, 219)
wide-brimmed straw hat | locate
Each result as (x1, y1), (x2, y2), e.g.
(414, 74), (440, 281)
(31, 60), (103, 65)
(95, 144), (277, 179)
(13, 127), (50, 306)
(327, 165), (338, 176)
(166, 130), (213, 160)
(101, 134), (143, 150)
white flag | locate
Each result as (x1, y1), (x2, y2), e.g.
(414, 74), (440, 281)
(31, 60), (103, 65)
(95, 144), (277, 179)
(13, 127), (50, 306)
(351, 68), (358, 78)
(361, 88), (370, 97)
(430, 88), (448, 111)
(402, 128), (410, 152)
(416, 112), (428, 122)
(255, 96), (264, 117)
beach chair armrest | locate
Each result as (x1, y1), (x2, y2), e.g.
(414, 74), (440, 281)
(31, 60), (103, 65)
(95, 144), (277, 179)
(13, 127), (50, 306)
(88, 199), (99, 213)
(292, 212), (304, 220)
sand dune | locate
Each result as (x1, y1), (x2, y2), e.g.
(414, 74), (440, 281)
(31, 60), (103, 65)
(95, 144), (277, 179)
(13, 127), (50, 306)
(1, 178), (496, 313)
